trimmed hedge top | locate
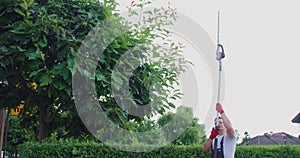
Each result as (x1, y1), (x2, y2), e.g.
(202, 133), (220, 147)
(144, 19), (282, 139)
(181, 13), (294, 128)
(17, 140), (300, 158)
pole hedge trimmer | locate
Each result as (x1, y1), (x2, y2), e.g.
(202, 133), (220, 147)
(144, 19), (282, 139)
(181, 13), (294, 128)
(214, 11), (225, 158)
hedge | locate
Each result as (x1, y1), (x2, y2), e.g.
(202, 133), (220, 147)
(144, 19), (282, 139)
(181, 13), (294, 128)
(235, 145), (300, 158)
(17, 141), (208, 158)
(17, 141), (300, 158)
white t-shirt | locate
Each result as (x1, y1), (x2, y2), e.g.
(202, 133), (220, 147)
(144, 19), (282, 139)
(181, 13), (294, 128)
(212, 134), (236, 158)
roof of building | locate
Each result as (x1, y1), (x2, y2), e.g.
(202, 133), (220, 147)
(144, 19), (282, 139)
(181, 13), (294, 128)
(240, 132), (300, 146)
(292, 112), (300, 123)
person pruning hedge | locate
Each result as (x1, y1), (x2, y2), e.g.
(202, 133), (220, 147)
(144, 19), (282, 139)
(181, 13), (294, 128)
(202, 103), (236, 158)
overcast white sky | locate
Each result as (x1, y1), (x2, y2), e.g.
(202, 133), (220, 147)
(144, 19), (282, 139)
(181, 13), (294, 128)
(112, 0), (300, 139)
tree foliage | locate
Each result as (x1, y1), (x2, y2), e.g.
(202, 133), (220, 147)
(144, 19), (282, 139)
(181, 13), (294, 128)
(157, 106), (206, 145)
(0, 0), (190, 144)
(0, 0), (121, 142)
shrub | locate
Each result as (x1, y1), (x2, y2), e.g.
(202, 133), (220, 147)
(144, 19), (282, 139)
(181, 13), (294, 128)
(17, 140), (300, 158)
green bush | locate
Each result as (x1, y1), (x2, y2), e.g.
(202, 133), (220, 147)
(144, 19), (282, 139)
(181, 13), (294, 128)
(235, 145), (300, 158)
(17, 140), (300, 158)
(17, 140), (208, 158)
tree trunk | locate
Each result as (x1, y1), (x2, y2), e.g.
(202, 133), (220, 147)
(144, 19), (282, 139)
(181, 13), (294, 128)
(39, 104), (49, 143)
(0, 109), (6, 158)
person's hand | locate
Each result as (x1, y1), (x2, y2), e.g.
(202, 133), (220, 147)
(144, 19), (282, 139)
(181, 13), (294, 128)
(209, 128), (219, 139)
(216, 103), (224, 114)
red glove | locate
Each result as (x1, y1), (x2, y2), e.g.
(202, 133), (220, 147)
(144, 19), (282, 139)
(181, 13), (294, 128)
(209, 128), (219, 139)
(216, 103), (224, 114)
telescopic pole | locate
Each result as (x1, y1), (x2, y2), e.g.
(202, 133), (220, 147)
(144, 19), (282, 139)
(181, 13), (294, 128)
(216, 11), (221, 130)
(214, 11), (225, 158)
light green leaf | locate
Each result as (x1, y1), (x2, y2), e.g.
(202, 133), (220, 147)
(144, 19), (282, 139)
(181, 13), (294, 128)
(20, 0), (29, 10)
(36, 47), (45, 61)
(14, 8), (25, 17)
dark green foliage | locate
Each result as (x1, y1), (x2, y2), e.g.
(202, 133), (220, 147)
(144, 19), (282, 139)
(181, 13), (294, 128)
(1, 0), (153, 142)
(5, 116), (32, 156)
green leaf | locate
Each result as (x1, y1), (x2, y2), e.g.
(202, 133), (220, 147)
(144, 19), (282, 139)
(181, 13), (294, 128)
(67, 58), (75, 75)
(28, 0), (34, 5)
(14, 8), (25, 17)
(62, 70), (69, 81)
(28, 51), (39, 60)
(20, 1), (28, 10)
(65, 87), (71, 96)
(95, 71), (106, 82)
(53, 80), (65, 90)
(39, 74), (52, 87)
(158, 108), (165, 115)
(143, 10), (153, 15)
(51, 62), (66, 75)
(17, 46), (26, 52)
(36, 47), (45, 61)
(168, 102), (176, 108)
(38, 35), (48, 48)
(129, 10), (139, 16)
(10, 30), (28, 35)
(29, 68), (46, 78)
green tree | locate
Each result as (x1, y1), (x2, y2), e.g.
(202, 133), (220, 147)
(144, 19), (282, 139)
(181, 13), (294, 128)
(157, 106), (206, 145)
(0, 0), (126, 142)
(0, 0), (190, 143)
(6, 116), (33, 156)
